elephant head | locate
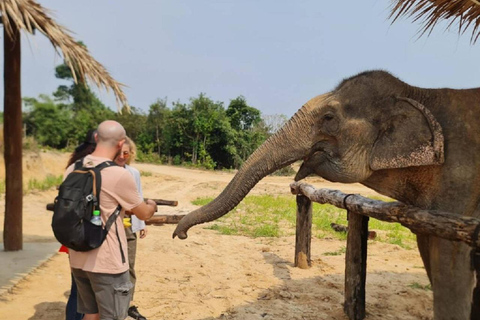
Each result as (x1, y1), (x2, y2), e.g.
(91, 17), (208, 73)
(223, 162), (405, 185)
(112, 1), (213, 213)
(173, 70), (444, 239)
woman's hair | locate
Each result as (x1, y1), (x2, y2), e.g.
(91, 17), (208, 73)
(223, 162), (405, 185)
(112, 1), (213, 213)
(66, 129), (97, 168)
(124, 136), (137, 165)
(66, 144), (96, 168)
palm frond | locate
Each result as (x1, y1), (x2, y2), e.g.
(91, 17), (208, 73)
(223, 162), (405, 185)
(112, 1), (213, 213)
(390, 0), (480, 43)
(0, 0), (129, 109)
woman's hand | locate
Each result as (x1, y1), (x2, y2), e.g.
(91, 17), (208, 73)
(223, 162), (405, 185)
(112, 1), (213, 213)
(139, 228), (148, 239)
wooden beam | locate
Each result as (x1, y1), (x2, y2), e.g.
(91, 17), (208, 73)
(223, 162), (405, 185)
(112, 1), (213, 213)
(3, 22), (23, 251)
(290, 182), (480, 247)
(294, 194), (312, 269)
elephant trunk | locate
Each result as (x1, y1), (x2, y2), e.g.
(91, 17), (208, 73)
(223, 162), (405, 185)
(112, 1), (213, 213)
(173, 96), (326, 239)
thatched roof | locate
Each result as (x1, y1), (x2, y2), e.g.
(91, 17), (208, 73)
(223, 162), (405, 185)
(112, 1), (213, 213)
(391, 0), (480, 43)
(0, 0), (128, 108)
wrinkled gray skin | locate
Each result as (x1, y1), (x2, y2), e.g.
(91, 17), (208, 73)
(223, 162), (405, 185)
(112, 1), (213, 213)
(173, 70), (480, 319)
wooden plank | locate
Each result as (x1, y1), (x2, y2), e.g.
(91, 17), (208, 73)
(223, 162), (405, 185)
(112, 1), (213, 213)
(344, 213), (369, 320)
(290, 182), (480, 247)
(295, 195), (312, 269)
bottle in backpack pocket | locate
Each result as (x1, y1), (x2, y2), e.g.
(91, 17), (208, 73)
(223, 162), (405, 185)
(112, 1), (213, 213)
(90, 210), (102, 226)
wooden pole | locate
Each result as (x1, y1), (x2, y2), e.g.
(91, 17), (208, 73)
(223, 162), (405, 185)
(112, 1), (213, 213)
(3, 22), (23, 251)
(294, 194), (312, 269)
(344, 212), (369, 320)
(290, 182), (480, 247)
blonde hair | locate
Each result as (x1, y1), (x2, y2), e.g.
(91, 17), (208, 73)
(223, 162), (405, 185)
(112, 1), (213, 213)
(124, 136), (137, 165)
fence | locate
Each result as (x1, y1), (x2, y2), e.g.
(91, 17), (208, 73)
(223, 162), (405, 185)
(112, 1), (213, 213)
(290, 181), (480, 320)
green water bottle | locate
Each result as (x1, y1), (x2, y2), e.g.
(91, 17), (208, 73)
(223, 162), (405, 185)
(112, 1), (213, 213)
(90, 209), (102, 226)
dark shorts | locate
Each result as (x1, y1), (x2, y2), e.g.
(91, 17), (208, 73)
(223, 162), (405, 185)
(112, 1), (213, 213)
(72, 268), (132, 320)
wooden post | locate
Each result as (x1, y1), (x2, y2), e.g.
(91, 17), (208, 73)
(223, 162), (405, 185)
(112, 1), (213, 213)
(295, 194), (312, 269)
(3, 22), (23, 251)
(344, 211), (369, 320)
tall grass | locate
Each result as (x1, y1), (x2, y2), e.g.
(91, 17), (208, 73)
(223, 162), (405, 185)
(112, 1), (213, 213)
(0, 174), (62, 196)
(194, 194), (416, 249)
(26, 174), (63, 192)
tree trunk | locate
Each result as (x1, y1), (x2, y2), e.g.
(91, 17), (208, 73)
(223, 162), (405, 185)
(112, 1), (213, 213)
(3, 23), (23, 251)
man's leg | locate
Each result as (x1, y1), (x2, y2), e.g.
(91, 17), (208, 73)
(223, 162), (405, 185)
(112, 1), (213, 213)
(89, 270), (132, 320)
(71, 268), (99, 319)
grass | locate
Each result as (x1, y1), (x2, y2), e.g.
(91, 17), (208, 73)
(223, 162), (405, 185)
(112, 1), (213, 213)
(0, 174), (63, 197)
(26, 174), (63, 192)
(140, 170), (153, 177)
(324, 246), (347, 256)
(195, 194), (417, 249)
(408, 282), (432, 291)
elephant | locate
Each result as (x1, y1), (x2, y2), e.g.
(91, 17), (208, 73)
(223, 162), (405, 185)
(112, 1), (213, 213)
(173, 70), (480, 319)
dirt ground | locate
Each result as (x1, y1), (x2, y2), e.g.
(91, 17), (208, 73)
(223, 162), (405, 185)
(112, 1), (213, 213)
(0, 151), (433, 320)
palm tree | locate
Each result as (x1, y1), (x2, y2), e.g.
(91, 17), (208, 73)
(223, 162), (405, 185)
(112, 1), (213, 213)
(0, 0), (128, 251)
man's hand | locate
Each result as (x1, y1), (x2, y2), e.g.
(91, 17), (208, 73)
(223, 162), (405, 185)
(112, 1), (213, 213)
(131, 200), (157, 220)
(145, 199), (158, 213)
(139, 228), (148, 239)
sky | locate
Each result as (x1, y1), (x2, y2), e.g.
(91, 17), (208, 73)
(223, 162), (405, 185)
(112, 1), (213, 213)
(2, 0), (480, 117)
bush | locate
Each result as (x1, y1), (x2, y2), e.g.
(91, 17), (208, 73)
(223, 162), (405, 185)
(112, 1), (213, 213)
(270, 165), (296, 176)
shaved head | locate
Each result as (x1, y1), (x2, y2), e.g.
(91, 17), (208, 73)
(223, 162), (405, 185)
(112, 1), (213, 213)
(96, 120), (126, 147)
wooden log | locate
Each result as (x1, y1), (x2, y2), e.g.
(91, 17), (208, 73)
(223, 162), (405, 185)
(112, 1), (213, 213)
(290, 182), (480, 247)
(344, 213), (369, 320)
(295, 195), (312, 269)
(150, 199), (178, 207)
(146, 215), (185, 225)
(3, 23), (23, 251)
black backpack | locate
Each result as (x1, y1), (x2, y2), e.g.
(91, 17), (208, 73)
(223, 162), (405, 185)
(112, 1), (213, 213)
(51, 159), (125, 260)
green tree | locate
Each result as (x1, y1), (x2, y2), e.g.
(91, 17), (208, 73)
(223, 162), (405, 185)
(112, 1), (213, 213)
(52, 42), (115, 144)
(23, 95), (71, 148)
(114, 106), (147, 142)
(146, 98), (171, 158)
(226, 96), (269, 168)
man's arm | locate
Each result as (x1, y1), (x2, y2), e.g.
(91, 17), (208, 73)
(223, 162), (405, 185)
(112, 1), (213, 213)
(130, 199), (157, 220)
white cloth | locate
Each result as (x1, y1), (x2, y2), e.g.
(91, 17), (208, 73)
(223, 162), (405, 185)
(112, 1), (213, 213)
(125, 164), (146, 233)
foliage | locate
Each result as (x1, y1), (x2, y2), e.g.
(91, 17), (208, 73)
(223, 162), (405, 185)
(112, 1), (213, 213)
(23, 95), (71, 148)
(21, 49), (287, 171)
(198, 194), (417, 249)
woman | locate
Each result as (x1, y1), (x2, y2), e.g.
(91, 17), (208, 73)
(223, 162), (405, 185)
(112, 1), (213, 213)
(114, 136), (148, 320)
(62, 129), (97, 320)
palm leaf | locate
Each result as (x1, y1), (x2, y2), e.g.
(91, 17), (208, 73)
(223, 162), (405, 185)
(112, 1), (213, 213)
(0, 0), (128, 109)
(390, 0), (480, 43)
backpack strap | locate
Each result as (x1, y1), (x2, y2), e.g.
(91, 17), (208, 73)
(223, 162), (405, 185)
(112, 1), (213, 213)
(90, 161), (118, 210)
(104, 205), (126, 264)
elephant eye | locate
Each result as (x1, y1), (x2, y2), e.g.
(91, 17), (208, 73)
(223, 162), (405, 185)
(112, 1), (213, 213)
(323, 114), (334, 121)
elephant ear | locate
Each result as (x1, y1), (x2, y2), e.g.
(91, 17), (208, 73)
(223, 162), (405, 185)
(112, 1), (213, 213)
(369, 97), (444, 171)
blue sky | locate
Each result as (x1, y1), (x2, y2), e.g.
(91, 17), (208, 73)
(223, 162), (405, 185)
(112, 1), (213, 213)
(2, 0), (479, 117)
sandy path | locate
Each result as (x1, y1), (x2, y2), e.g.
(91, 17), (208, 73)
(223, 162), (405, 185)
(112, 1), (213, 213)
(0, 159), (433, 320)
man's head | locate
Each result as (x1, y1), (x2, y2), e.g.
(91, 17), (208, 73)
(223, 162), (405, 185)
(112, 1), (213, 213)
(92, 120), (126, 160)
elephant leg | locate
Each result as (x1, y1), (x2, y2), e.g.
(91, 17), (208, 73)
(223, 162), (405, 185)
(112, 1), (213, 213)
(417, 234), (432, 283)
(429, 237), (474, 319)
(470, 247), (480, 319)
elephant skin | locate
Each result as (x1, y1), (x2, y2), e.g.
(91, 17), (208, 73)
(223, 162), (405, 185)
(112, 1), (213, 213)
(174, 70), (480, 319)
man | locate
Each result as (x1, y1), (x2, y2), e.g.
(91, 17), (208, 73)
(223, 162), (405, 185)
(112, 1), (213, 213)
(66, 120), (157, 320)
